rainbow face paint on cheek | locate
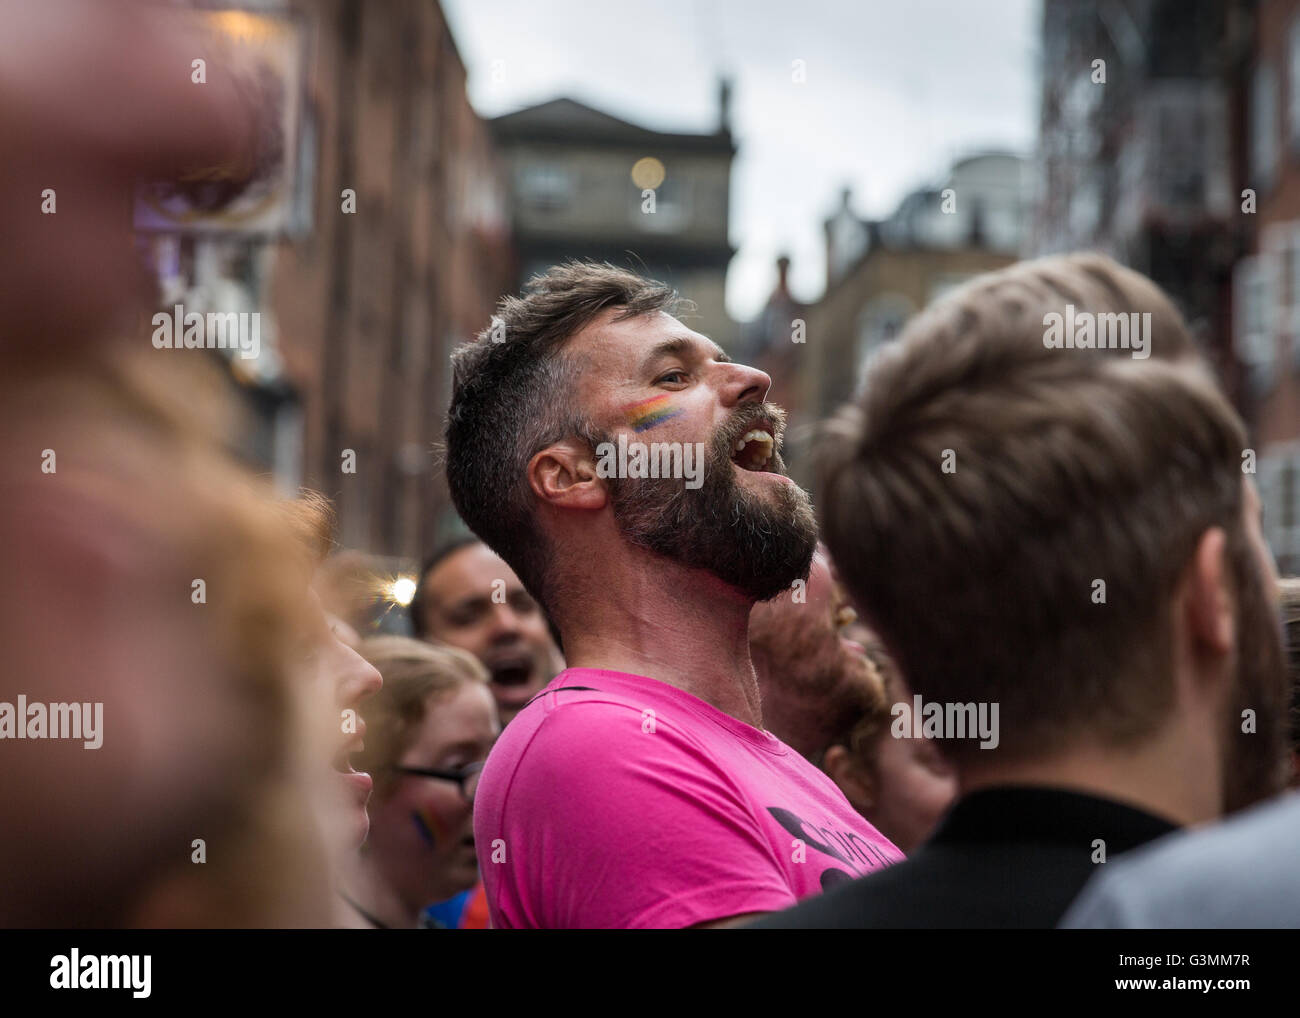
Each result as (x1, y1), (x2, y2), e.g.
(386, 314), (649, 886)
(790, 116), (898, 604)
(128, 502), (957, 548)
(411, 805), (449, 849)
(623, 394), (682, 433)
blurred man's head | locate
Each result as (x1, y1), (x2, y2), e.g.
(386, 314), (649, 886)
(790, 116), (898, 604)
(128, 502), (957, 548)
(749, 546), (881, 761)
(822, 632), (958, 854)
(445, 262), (817, 633)
(816, 253), (1290, 817)
(410, 537), (558, 725)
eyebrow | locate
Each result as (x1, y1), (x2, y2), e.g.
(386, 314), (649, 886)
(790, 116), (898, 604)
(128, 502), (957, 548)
(642, 336), (731, 371)
(436, 739), (493, 760)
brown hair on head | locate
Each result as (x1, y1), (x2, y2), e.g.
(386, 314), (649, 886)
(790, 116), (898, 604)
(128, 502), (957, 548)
(354, 635), (489, 800)
(816, 252), (1248, 767)
(445, 261), (680, 614)
(276, 489), (336, 567)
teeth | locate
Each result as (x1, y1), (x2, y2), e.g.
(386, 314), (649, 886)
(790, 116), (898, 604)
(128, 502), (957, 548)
(735, 429), (773, 450)
(734, 428), (775, 469)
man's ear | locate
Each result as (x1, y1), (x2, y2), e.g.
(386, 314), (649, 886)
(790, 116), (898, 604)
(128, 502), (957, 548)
(823, 744), (874, 813)
(1183, 526), (1235, 658)
(528, 439), (607, 511)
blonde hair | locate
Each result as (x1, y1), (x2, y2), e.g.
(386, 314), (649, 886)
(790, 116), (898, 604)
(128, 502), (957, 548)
(357, 636), (489, 798)
(1, 347), (332, 926)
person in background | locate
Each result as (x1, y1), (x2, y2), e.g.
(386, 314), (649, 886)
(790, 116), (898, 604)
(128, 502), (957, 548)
(279, 494), (385, 864)
(749, 549), (956, 854)
(341, 636), (499, 929)
(822, 633), (958, 855)
(748, 546), (882, 761)
(409, 536), (561, 726)
(756, 253), (1291, 929)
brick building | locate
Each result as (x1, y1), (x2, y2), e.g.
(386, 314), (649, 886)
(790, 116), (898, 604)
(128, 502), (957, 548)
(768, 152), (1027, 483)
(269, 0), (512, 557)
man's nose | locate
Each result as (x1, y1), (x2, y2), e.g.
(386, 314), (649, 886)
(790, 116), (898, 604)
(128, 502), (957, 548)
(487, 602), (524, 637)
(716, 360), (772, 407)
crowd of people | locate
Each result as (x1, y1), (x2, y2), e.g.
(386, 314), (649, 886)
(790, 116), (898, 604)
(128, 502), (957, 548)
(4, 2), (1299, 931)
(12, 245), (1300, 930)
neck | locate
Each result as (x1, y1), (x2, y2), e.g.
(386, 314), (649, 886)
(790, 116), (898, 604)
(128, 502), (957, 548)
(556, 550), (763, 727)
(959, 720), (1222, 829)
(339, 850), (420, 930)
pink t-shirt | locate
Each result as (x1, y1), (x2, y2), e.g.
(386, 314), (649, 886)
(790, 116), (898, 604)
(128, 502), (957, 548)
(473, 668), (904, 929)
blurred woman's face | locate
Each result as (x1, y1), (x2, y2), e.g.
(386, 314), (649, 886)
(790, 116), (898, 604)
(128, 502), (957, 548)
(302, 597), (383, 849)
(368, 682), (499, 906)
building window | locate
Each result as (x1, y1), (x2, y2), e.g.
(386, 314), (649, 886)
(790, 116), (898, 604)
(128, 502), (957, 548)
(1234, 253), (1277, 389)
(1264, 223), (1300, 364)
(855, 295), (915, 376)
(518, 162), (575, 211)
(1260, 445), (1300, 574)
(1252, 63), (1278, 191)
(634, 175), (692, 232)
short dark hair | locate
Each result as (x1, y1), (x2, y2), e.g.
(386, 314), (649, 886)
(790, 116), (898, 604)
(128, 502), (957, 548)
(408, 534), (482, 639)
(445, 261), (679, 613)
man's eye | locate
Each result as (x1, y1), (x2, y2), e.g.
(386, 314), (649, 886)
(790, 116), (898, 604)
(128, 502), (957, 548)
(656, 370), (686, 385)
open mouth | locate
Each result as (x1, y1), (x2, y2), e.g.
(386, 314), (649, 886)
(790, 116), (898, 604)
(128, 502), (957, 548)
(333, 735), (365, 776)
(485, 652), (535, 688)
(731, 425), (776, 472)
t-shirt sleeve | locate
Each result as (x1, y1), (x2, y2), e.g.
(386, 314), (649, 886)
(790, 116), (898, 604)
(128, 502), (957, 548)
(491, 702), (799, 929)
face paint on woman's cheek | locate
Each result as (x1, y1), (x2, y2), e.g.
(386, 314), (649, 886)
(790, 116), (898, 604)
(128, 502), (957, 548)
(622, 394), (683, 433)
(411, 805), (449, 849)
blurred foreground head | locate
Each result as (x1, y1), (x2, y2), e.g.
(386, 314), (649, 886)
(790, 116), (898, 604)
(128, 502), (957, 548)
(0, 351), (332, 927)
(0, 0), (270, 353)
(816, 252), (1291, 818)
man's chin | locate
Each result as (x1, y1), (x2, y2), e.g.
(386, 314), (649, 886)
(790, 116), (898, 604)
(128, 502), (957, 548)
(492, 680), (545, 725)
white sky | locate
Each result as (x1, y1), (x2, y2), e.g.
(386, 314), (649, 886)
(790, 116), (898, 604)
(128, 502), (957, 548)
(443, 0), (1040, 322)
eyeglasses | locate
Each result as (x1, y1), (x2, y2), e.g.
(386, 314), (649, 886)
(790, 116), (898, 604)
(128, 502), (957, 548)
(389, 760), (485, 802)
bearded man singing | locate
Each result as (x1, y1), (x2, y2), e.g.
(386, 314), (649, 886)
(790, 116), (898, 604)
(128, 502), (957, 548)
(445, 262), (901, 929)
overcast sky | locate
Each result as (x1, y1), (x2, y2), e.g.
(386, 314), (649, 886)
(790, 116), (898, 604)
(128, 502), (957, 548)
(443, 0), (1040, 322)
